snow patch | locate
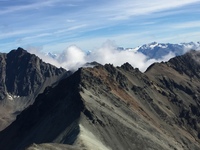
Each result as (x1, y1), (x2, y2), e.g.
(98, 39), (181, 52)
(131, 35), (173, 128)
(13, 95), (20, 98)
(6, 94), (13, 101)
(46, 52), (58, 59)
(6, 93), (20, 101)
(127, 47), (139, 52)
(158, 44), (167, 48)
(149, 42), (158, 49)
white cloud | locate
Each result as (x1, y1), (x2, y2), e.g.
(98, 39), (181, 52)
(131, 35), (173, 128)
(95, 0), (200, 20)
(87, 40), (148, 71)
(0, 0), (62, 15)
(58, 45), (86, 71)
(26, 46), (61, 68)
(28, 41), (176, 72)
(55, 24), (87, 34)
(144, 51), (176, 69)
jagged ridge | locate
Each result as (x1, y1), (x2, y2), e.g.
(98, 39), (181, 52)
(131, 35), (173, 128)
(1, 51), (200, 149)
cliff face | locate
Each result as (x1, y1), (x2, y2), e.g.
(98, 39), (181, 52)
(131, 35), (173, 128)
(1, 50), (200, 150)
(0, 47), (69, 99)
(0, 69), (83, 150)
(0, 48), (70, 131)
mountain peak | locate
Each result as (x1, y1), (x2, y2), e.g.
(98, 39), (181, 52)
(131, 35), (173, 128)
(2, 53), (200, 149)
(137, 41), (200, 59)
(12, 47), (28, 54)
(3, 46), (200, 149)
(149, 41), (158, 45)
(120, 62), (136, 71)
(7, 47), (30, 61)
(167, 50), (200, 77)
(16, 47), (26, 51)
(0, 48), (69, 131)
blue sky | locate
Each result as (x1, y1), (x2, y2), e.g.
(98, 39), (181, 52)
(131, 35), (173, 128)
(0, 0), (200, 53)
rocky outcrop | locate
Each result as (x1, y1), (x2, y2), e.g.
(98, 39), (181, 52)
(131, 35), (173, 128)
(167, 50), (200, 78)
(1, 47), (68, 99)
(0, 48), (70, 131)
(1, 50), (200, 150)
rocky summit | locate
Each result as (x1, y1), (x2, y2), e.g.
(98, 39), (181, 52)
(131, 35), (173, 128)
(0, 48), (70, 131)
(1, 50), (200, 150)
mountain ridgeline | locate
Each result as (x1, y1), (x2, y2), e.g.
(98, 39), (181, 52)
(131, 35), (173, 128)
(1, 49), (200, 149)
(0, 47), (70, 131)
(136, 41), (200, 59)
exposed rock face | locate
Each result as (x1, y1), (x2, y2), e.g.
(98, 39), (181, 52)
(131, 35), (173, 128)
(1, 50), (200, 150)
(1, 47), (68, 98)
(0, 48), (70, 131)
(0, 69), (83, 150)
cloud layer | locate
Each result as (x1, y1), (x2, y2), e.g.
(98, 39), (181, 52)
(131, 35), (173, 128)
(27, 41), (175, 72)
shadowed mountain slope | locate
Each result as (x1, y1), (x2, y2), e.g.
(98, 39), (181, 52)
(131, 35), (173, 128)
(0, 48), (70, 131)
(1, 51), (200, 150)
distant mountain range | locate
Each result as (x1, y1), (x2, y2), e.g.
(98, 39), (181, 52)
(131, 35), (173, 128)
(1, 48), (200, 149)
(46, 41), (200, 61)
(135, 41), (200, 59)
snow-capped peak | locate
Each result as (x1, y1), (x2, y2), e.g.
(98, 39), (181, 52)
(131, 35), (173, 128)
(139, 42), (159, 50)
(133, 41), (200, 59)
(46, 52), (58, 59)
(149, 42), (158, 49)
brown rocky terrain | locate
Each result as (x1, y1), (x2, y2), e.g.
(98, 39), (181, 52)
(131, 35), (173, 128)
(1, 50), (200, 150)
